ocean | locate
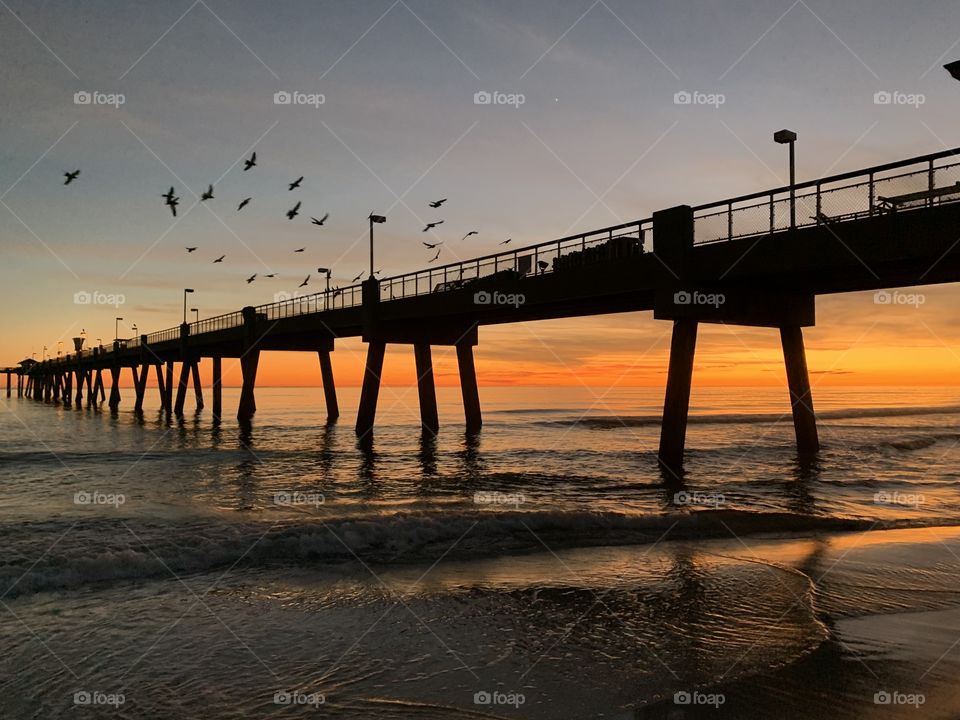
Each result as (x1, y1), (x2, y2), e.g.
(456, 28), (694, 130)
(3, 385), (960, 718)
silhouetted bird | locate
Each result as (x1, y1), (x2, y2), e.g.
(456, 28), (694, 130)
(945, 60), (960, 81)
(64, 170), (80, 185)
(243, 152), (256, 171)
(311, 213), (329, 226)
(237, 198), (251, 211)
(288, 176), (303, 191)
(287, 201), (301, 220)
(162, 187), (175, 203)
(246, 274), (257, 284)
(428, 248), (441, 263)
(333, 288), (342, 298)
(299, 275), (310, 288)
(168, 197), (179, 217)
(213, 255), (225, 263)
(500, 238), (512, 245)
(185, 247), (197, 253)
(462, 231), (478, 241)
(201, 184), (214, 201)
(423, 241), (442, 249)
(429, 199), (447, 208)
(423, 221), (444, 232)
(294, 248), (305, 253)
(265, 273), (277, 278)
(352, 272), (363, 282)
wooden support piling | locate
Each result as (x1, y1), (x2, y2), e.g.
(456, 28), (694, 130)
(237, 351), (260, 421)
(780, 326), (820, 455)
(658, 318), (698, 473)
(134, 364), (149, 413)
(413, 343), (439, 433)
(211, 357), (222, 419)
(108, 367), (121, 409)
(174, 361), (190, 416)
(318, 350), (339, 422)
(191, 360), (204, 410)
(456, 341), (482, 432)
(163, 361), (174, 414)
(355, 341), (386, 436)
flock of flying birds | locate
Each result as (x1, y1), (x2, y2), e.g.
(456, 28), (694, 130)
(62, 154), (511, 292)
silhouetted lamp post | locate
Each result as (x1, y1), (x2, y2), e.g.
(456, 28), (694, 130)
(944, 60), (960, 81)
(42, 345), (47, 361)
(183, 289), (194, 324)
(131, 324), (138, 336)
(317, 267), (332, 309)
(191, 308), (199, 324)
(774, 129), (798, 230)
(369, 214), (386, 277)
(115, 317), (123, 342)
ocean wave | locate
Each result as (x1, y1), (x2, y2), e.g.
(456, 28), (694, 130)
(537, 404), (960, 429)
(0, 509), (878, 599)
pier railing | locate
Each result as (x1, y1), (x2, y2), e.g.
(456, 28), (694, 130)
(693, 147), (960, 245)
(379, 219), (650, 302)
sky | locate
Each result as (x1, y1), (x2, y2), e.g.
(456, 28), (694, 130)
(3, 0), (960, 388)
